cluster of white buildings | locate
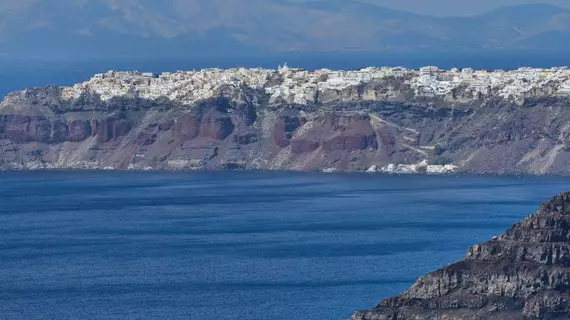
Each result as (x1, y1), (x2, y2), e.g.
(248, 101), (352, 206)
(59, 65), (570, 105)
(409, 66), (570, 99)
(368, 161), (458, 174)
(61, 68), (272, 105)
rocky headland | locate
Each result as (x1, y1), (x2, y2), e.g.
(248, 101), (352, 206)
(2, 65), (570, 174)
(351, 191), (570, 320)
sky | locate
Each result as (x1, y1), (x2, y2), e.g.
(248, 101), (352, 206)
(361, 0), (570, 16)
(1, 0), (570, 16)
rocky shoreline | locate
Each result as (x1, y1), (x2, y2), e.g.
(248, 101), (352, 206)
(351, 192), (570, 320)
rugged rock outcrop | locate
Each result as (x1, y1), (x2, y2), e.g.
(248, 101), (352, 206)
(352, 192), (570, 320)
(3, 73), (570, 173)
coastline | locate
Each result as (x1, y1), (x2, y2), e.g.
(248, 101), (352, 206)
(3, 65), (570, 176)
(0, 166), (561, 179)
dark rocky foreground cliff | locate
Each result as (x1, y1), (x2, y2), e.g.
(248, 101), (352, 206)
(352, 192), (570, 320)
(2, 79), (570, 174)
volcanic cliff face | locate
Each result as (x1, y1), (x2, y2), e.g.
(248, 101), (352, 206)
(2, 68), (570, 174)
(352, 192), (570, 320)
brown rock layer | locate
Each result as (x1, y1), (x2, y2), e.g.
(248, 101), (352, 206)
(352, 192), (570, 320)
(3, 78), (570, 172)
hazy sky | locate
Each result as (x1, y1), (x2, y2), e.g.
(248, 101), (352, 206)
(1, 0), (569, 17)
(361, 0), (570, 16)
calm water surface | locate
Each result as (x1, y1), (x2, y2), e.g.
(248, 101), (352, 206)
(1, 172), (570, 320)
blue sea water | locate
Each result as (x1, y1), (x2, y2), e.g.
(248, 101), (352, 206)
(1, 172), (570, 320)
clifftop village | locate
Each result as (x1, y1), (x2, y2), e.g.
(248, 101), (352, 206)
(59, 65), (570, 106)
(11, 64), (570, 174)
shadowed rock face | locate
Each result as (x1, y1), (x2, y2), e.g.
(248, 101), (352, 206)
(273, 116), (302, 148)
(172, 109), (234, 141)
(0, 115), (52, 143)
(3, 81), (570, 172)
(68, 120), (93, 142)
(291, 114), (378, 154)
(96, 118), (132, 143)
(352, 192), (570, 320)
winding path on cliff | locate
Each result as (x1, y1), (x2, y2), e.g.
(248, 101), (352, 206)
(369, 113), (430, 157)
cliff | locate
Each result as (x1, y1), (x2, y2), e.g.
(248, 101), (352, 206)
(2, 66), (570, 174)
(351, 192), (570, 320)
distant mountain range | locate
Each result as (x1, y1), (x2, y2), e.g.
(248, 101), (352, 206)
(2, 0), (570, 59)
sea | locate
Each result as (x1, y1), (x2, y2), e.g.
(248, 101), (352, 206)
(3, 53), (570, 319)
(2, 171), (570, 320)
